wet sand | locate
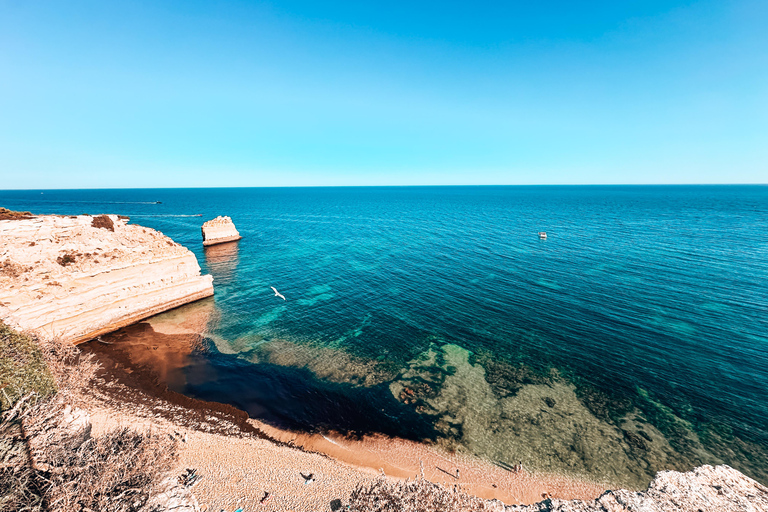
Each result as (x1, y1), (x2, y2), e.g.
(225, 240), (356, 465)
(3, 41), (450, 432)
(80, 306), (607, 510)
(85, 352), (604, 511)
(251, 421), (606, 505)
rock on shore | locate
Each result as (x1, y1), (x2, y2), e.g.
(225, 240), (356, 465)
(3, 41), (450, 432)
(0, 214), (214, 344)
(201, 216), (241, 246)
(502, 465), (768, 512)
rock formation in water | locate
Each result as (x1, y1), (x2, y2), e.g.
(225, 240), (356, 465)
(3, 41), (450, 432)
(0, 214), (214, 344)
(501, 465), (767, 512)
(201, 216), (241, 246)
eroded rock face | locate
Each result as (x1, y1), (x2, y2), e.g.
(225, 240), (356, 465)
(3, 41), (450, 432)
(201, 216), (241, 246)
(0, 214), (214, 344)
(504, 465), (768, 512)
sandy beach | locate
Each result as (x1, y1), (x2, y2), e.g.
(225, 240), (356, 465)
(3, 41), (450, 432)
(250, 420), (607, 505)
(80, 326), (606, 512)
(4, 1), (768, 507)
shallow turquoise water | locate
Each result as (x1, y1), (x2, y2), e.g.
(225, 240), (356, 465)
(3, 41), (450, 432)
(3, 185), (767, 486)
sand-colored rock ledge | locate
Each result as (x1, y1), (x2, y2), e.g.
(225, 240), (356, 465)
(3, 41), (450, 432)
(201, 216), (241, 246)
(0, 214), (214, 344)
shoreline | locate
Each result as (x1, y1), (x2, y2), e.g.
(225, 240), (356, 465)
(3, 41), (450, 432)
(82, 316), (609, 507)
(0, 212), (605, 506)
(3, 210), (767, 510)
(248, 419), (608, 505)
(13, 314), (768, 512)
(0, 214), (213, 344)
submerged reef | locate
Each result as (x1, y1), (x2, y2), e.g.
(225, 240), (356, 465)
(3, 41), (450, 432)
(235, 336), (768, 489)
(389, 343), (768, 488)
(105, 304), (768, 490)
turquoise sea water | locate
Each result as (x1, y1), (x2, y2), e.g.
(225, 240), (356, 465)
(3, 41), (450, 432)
(2, 186), (767, 487)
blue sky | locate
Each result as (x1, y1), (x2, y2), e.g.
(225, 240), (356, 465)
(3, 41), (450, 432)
(1, 0), (766, 188)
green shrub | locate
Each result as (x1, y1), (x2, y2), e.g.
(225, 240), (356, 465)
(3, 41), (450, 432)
(0, 322), (57, 412)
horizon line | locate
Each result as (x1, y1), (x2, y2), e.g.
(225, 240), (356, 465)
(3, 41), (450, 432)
(2, 183), (767, 191)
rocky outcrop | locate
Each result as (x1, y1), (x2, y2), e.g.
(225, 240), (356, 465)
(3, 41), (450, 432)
(0, 214), (214, 344)
(201, 216), (241, 246)
(503, 465), (768, 512)
(144, 476), (201, 512)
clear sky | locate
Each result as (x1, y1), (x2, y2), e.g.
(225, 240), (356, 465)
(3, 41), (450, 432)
(1, 0), (766, 188)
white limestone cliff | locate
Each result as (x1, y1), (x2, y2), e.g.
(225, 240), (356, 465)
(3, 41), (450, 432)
(501, 465), (768, 512)
(201, 216), (241, 246)
(0, 214), (214, 344)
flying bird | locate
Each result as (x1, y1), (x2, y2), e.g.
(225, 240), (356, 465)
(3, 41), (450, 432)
(271, 286), (286, 301)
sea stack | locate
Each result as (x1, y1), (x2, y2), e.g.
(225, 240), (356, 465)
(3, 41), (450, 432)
(0, 214), (214, 344)
(201, 216), (242, 246)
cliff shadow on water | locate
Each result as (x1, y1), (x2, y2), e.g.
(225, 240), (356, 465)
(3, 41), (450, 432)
(57, 186), (768, 491)
(84, 298), (768, 491)
(83, 303), (439, 444)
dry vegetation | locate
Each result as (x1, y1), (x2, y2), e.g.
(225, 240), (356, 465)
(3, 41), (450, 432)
(0, 419), (46, 512)
(91, 215), (115, 232)
(349, 476), (494, 512)
(0, 260), (31, 279)
(0, 208), (33, 221)
(0, 323), (179, 512)
(55, 253), (77, 267)
(37, 426), (177, 512)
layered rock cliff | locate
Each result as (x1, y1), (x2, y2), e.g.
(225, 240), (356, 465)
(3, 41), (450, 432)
(201, 216), (241, 246)
(0, 214), (214, 344)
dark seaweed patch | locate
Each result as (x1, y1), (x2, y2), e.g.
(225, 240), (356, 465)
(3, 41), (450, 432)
(473, 349), (549, 399)
(623, 430), (649, 451)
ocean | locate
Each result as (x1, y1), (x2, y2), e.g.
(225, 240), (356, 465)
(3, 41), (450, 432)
(2, 185), (767, 487)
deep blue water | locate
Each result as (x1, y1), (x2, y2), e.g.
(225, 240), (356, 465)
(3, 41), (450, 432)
(2, 186), (767, 485)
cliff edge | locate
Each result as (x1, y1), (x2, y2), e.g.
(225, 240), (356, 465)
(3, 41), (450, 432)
(201, 216), (241, 246)
(503, 465), (768, 511)
(0, 214), (214, 344)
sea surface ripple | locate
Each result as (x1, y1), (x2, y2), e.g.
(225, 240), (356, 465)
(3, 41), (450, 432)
(3, 185), (767, 486)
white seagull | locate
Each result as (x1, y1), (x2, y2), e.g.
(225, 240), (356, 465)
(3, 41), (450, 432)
(270, 286), (286, 301)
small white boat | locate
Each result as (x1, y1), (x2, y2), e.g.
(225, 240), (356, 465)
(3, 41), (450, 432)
(538, 232), (547, 239)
